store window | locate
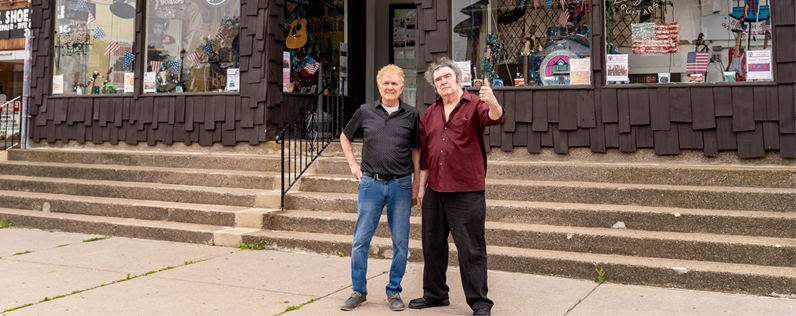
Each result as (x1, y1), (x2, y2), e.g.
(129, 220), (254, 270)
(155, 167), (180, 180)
(605, 0), (773, 84)
(452, 0), (592, 87)
(283, 0), (345, 94)
(145, 0), (239, 93)
(53, 0), (136, 95)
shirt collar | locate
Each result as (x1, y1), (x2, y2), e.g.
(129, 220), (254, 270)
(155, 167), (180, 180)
(435, 89), (474, 107)
(376, 98), (405, 112)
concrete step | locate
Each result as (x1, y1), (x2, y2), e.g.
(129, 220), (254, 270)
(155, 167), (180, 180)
(0, 175), (276, 208)
(315, 157), (796, 188)
(0, 161), (279, 190)
(243, 230), (796, 296)
(0, 190), (282, 228)
(7, 148), (282, 172)
(298, 175), (796, 213)
(262, 210), (795, 267)
(284, 191), (795, 238)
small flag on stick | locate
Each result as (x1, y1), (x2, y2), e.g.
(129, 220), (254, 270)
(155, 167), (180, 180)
(686, 52), (709, 73)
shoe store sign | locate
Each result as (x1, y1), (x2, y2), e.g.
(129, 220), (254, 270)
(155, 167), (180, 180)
(0, 8), (30, 39)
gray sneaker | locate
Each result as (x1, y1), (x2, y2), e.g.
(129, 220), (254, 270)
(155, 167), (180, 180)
(387, 293), (405, 311)
(340, 291), (367, 311)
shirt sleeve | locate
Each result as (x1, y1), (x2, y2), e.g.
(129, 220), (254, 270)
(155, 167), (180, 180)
(343, 107), (364, 141)
(477, 98), (506, 128)
(419, 114), (430, 170)
(411, 112), (420, 149)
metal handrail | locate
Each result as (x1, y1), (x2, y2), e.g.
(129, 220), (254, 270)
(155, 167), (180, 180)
(275, 89), (344, 210)
(0, 96), (24, 155)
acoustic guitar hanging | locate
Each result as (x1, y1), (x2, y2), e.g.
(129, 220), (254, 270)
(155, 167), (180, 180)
(726, 29), (746, 82)
(286, 17), (308, 49)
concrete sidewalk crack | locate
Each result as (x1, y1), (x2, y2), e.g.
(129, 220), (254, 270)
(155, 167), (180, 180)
(563, 284), (601, 316)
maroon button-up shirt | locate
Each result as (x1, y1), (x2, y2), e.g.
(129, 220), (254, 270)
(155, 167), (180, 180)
(420, 89), (505, 192)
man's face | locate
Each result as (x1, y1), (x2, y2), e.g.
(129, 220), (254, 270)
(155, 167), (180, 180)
(378, 73), (404, 103)
(433, 67), (460, 97)
(152, 25), (164, 36)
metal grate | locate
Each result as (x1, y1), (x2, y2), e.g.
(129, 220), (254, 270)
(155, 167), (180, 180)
(607, 7), (638, 47)
(494, 0), (576, 63)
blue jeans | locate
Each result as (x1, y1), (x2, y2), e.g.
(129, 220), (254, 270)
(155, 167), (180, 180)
(351, 174), (412, 295)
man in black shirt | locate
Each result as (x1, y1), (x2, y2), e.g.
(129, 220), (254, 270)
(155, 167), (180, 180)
(339, 65), (420, 312)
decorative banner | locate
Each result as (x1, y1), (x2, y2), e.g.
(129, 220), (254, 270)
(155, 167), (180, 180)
(124, 73), (134, 93)
(86, 13), (95, 26)
(93, 26), (106, 39)
(123, 51), (135, 68)
(203, 41), (214, 54)
(187, 52), (201, 67)
(150, 61), (162, 73)
(168, 60), (182, 72)
(0, 8), (30, 39)
(75, 0), (87, 10)
(606, 54), (629, 82)
(53, 75), (64, 94)
(104, 40), (119, 55)
(631, 22), (680, 54)
(215, 27), (223, 39)
(746, 50), (772, 81)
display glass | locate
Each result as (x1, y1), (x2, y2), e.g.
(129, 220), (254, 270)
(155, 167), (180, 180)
(452, 0), (592, 87)
(145, 0), (239, 93)
(53, 0), (136, 95)
(283, 0), (345, 94)
(605, 0), (774, 84)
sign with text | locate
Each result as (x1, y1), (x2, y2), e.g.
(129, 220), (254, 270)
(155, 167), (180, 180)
(0, 8), (31, 39)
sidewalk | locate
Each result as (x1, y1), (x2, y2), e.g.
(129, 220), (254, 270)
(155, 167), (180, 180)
(1, 227), (794, 316)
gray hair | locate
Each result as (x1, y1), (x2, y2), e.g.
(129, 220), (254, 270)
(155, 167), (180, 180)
(424, 57), (463, 92)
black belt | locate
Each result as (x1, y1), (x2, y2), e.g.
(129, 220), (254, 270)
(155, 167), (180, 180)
(362, 172), (410, 181)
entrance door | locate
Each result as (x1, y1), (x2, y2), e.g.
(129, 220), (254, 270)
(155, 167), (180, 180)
(389, 4), (416, 107)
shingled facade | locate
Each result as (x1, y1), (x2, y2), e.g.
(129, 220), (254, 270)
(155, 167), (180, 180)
(26, 0), (796, 159)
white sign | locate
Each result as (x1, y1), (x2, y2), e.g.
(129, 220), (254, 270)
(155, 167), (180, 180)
(52, 75), (63, 94)
(606, 54), (629, 82)
(455, 61), (472, 87)
(143, 72), (156, 93)
(746, 50), (772, 81)
(226, 68), (240, 92)
(124, 73), (134, 93)
(570, 58), (590, 85)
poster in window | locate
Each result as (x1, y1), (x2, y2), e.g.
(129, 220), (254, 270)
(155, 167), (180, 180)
(143, 72), (156, 93)
(569, 58), (590, 85)
(606, 54), (629, 82)
(745, 50), (772, 81)
(455, 61), (471, 87)
(226, 68), (239, 91)
(124, 73), (134, 93)
(53, 75), (64, 94)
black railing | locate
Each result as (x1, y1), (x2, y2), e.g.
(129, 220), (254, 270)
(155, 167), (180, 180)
(0, 97), (24, 153)
(275, 91), (344, 210)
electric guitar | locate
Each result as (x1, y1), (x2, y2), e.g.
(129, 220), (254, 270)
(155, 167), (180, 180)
(286, 18), (308, 49)
(726, 29), (746, 82)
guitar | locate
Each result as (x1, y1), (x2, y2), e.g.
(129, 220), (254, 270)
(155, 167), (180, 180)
(726, 29), (746, 82)
(286, 18), (308, 49)
(763, 31), (770, 49)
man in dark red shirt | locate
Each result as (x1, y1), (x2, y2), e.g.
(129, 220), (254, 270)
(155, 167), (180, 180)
(408, 57), (504, 316)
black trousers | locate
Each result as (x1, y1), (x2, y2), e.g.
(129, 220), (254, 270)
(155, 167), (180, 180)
(421, 188), (493, 311)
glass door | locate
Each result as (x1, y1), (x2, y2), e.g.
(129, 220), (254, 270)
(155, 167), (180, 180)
(389, 4), (416, 107)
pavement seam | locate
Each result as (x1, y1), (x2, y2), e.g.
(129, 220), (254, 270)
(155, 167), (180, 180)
(562, 284), (601, 316)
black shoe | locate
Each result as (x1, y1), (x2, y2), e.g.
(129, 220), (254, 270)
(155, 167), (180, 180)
(407, 297), (450, 309)
(473, 308), (491, 316)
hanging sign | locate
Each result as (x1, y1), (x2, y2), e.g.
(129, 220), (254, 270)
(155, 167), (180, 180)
(0, 8), (30, 39)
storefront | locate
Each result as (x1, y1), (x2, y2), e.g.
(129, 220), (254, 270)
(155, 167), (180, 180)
(0, 4), (31, 140)
(25, 0), (795, 159)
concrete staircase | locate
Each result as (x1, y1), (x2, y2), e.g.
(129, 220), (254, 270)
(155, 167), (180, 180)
(0, 147), (794, 297)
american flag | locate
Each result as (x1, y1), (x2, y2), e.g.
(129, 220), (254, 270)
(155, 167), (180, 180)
(75, 0), (87, 10)
(87, 13), (96, 26)
(104, 40), (120, 55)
(215, 27), (224, 39)
(560, 0), (565, 9)
(168, 60), (182, 72)
(686, 52), (709, 73)
(203, 41), (213, 54)
(187, 52), (201, 67)
(303, 61), (320, 75)
(558, 9), (569, 27)
(546, 0), (552, 11)
(150, 60), (163, 72)
(94, 26), (106, 39)
(534, 0), (539, 8)
(123, 51), (135, 68)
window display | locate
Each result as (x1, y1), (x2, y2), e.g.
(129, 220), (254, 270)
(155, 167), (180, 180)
(606, 0), (773, 84)
(452, 0), (592, 87)
(283, 0), (345, 94)
(54, 0), (136, 95)
(145, 0), (239, 93)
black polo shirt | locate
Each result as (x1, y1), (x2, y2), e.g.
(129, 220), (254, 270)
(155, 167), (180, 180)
(343, 98), (420, 176)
